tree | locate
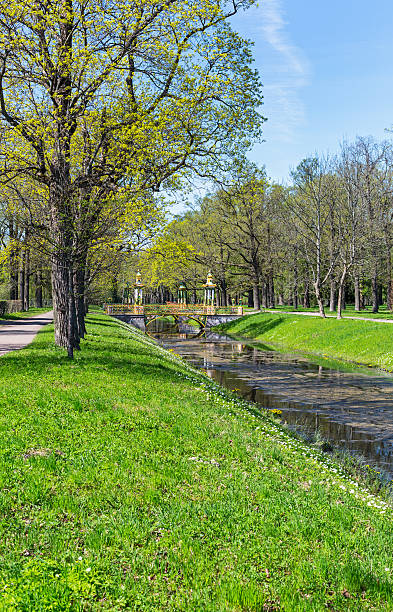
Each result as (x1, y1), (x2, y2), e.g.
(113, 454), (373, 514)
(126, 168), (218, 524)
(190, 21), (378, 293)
(288, 157), (339, 317)
(345, 138), (390, 313)
(0, 0), (263, 356)
(335, 143), (368, 318)
(140, 228), (196, 291)
(205, 167), (268, 309)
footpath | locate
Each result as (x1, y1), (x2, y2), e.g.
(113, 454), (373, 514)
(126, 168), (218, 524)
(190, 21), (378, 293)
(0, 311), (53, 356)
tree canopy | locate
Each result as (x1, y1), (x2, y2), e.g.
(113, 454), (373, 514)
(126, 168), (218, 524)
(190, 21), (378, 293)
(0, 0), (264, 355)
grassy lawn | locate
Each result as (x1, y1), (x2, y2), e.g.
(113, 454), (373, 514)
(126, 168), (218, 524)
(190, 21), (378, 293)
(265, 305), (393, 320)
(0, 313), (392, 610)
(0, 307), (52, 322)
(216, 311), (393, 371)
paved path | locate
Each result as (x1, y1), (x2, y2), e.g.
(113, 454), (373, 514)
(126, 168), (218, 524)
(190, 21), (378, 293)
(262, 309), (393, 324)
(0, 311), (53, 356)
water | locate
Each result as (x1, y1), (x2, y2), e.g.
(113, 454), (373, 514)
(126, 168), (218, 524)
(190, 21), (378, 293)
(148, 320), (393, 478)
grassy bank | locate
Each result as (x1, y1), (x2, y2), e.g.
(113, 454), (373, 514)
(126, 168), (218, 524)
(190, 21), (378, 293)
(0, 307), (51, 321)
(217, 311), (393, 371)
(264, 305), (393, 319)
(0, 314), (392, 610)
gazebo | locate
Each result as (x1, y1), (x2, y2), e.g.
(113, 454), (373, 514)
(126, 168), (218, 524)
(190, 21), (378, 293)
(203, 271), (216, 306)
(178, 284), (188, 305)
(134, 271), (144, 305)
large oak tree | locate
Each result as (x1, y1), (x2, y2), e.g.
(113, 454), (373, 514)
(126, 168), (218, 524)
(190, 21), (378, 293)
(0, 0), (263, 355)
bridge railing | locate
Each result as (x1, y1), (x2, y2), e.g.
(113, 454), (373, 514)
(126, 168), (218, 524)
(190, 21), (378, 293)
(105, 304), (144, 315)
(145, 304), (208, 315)
(104, 304), (243, 316)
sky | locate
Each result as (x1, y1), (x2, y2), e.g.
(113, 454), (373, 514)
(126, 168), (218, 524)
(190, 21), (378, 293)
(231, 0), (393, 184)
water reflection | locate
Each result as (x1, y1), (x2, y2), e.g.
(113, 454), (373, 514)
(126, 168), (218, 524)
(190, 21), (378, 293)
(150, 319), (393, 477)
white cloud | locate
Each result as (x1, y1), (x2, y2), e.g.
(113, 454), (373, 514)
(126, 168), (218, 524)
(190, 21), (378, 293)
(259, 0), (310, 141)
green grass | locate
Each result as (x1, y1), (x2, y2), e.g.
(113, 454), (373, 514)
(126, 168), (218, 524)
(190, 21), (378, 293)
(0, 313), (392, 610)
(216, 311), (393, 371)
(0, 307), (51, 321)
(265, 304), (393, 320)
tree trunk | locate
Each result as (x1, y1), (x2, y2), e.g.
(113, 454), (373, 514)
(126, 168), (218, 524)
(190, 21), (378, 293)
(74, 267), (86, 339)
(50, 193), (79, 357)
(24, 274), (29, 311)
(74, 250), (88, 339)
(252, 283), (260, 310)
(9, 220), (18, 300)
(388, 281), (393, 312)
(293, 246), (298, 309)
(329, 279), (336, 312)
(387, 248), (393, 311)
(111, 275), (119, 303)
(371, 267), (379, 313)
(24, 268), (29, 311)
(35, 270), (43, 308)
(220, 282), (227, 307)
(51, 256), (79, 356)
(336, 267), (347, 319)
(23, 232), (30, 311)
(52, 259), (70, 351)
(354, 274), (361, 311)
(261, 282), (267, 308)
(10, 269), (18, 301)
(248, 288), (254, 308)
(84, 264), (89, 315)
(267, 271), (275, 308)
(19, 248), (25, 311)
(68, 266), (79, 351)
(303, 280), (310, 308)
(313, 281), (325, 317)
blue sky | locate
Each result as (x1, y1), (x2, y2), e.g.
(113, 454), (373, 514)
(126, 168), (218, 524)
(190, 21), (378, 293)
(231, 0), (393, 184)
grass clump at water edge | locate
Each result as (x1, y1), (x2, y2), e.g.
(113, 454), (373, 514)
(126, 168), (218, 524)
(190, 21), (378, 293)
(0, 313), (392, 610)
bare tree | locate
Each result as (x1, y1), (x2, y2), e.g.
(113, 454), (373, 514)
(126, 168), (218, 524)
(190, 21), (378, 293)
(335, 148), (365, 318)
(288, 157), (340, 317)
(346, 138), (391, 312)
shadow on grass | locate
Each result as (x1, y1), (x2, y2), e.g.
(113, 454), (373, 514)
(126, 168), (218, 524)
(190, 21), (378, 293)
(0, 323), (184, 384)
(85, 321), (117, 329)
(226, 315), (285, 337)
(85, 315), (116, 328)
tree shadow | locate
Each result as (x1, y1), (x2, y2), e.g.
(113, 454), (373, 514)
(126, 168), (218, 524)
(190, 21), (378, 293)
(85, 320), (116, 329)
(0, 325), (185, 384)
(226, 315), (285, 337)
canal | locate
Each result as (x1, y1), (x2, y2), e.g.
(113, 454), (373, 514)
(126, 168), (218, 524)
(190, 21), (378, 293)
(149, 320), (393, 479)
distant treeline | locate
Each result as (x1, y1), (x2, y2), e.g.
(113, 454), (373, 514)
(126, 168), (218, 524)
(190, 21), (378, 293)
(140, 136), (393, 318)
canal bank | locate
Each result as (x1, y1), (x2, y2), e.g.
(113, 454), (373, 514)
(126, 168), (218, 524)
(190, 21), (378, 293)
(1, 312), (393, 610)
(215, 310), (393, 371)
(153, 325), (393, 479)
